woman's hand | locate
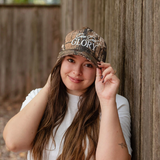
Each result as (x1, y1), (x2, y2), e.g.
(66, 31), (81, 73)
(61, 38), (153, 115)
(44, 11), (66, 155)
(95, 62), (130, 160)
(95, 62), (120, 102)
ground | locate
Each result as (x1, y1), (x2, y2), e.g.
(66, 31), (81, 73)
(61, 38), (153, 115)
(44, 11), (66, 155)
(0, 99), (27, 160)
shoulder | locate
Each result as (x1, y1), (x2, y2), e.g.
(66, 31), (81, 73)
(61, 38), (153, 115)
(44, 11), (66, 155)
(116, 94), (130, 111)
(20, 88), (42, 111)
(27, 88), (42, 97)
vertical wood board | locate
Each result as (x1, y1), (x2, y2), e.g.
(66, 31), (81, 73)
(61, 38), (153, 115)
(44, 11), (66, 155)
(0, 6), (61, 99)
(124, 0), (142, 159)
(141, 0), (154, 159)
(153, 0), (160, 159)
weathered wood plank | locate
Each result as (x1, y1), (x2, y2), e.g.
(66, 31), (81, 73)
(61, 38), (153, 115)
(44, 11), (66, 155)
(0, 6), (61, 99)
(104, 0), (109, 50)
(82, 0), (88, 28)
(153, 0), (160, 159)
(11, 8), (29, 98)
(87, 0), (95, 29)
(73, 0), (83, 29)
(61, 0), (73, 40)
(61, 0), (67, 40)
(124, 0), (142, 159)
(141, 0), (154, 159)
(1, 1), (160, 159)
(0, 8), (14, 98)
(104, 0), (125, 94)
(94, 0), (102, 35)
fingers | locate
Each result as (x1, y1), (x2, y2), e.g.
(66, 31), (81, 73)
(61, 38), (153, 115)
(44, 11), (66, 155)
(98, 61), (110, 67)
(98, 62), (111, 73)
(97, 62), (118, 83)
(98, 62), (115, 75)
(103, 66), (115, 75)
(102, 73), (116, 83)
(96, 68), (102, 81)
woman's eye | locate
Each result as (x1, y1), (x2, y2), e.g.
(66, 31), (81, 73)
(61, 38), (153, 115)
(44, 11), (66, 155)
(67, 59), (74, 63)
(85, 64), (93, 68)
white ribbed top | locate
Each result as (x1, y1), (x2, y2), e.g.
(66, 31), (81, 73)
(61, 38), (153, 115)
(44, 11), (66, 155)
(21, 89), (132, 159)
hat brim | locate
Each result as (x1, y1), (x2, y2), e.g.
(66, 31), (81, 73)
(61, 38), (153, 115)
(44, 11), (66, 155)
(57, 49), (99, 68)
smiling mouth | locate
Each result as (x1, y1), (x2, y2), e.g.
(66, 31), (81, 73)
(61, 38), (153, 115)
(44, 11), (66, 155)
(68, 76), (83, 83)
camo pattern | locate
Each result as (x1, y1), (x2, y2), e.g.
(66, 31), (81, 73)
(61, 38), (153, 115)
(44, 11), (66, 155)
(57, 27), (107, 67)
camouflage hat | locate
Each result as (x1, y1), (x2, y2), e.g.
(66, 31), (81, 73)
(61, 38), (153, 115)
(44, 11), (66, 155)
(57, 27), (107, 67)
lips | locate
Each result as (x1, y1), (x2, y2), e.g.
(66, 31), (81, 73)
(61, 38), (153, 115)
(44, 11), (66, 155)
(68, 75), (83, 83)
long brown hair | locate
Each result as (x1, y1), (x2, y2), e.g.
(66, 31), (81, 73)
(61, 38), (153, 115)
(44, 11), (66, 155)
(31, 58), (100, 160)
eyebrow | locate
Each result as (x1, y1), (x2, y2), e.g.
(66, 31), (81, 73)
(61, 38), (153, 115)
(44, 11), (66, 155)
(67, 55), (91, 62)
(67, 55), (76, 58)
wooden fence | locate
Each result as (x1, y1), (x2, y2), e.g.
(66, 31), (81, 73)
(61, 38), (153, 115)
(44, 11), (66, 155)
(61, 0), (160, 160)
(0, 5), (61, 99)
(0, 0), (160, 160)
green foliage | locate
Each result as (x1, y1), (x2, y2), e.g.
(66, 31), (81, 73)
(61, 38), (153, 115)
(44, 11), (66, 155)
(13, 0), (30, 4)
(6, 0), (60, 4)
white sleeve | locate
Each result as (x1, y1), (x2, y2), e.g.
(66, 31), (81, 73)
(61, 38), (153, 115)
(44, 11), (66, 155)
(116, 94), (132, 156)
(20, 88), (42, 111)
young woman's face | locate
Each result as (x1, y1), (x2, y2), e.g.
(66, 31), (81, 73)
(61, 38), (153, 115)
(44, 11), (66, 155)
(60, 55), (96, 96)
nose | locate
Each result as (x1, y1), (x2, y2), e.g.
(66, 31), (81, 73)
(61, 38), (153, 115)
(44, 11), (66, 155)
(73, 65), (82, 76)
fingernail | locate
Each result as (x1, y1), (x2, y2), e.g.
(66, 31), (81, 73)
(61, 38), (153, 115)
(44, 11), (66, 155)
(101, 75), (103, 79)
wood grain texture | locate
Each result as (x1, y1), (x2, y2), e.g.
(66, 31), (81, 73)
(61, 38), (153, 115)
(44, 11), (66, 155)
(61, 0), (73, 40)
(141, 0), (154, 159)
(1, 0), (160, 159)
(104, 0), (125, 94)
(0, 8), (14, 99)
(124, 0), (142, 159)
(0, 6), (61, 99)
(153, 0), (160, 159)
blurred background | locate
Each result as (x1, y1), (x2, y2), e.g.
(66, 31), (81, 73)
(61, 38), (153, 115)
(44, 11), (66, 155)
(0, 0), (160, 159)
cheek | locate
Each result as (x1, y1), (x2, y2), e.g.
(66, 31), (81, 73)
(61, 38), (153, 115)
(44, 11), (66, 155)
(91, 73), (96, 82)
(60, 62), (66, 80)
(61, 61), (72, 72)
(86, 70), (96, 81)
(60, 61), (72, 80)
(60, 61), (68, 75)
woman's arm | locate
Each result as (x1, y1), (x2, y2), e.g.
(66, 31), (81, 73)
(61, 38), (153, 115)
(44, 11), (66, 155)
(95, 63), (130, 160)
(96, 99), (130, 160)
(3, 75), (51, 152)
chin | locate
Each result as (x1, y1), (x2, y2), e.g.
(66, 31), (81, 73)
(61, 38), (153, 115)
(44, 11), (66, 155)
(66, 85), (85, 94)
(68, 86), (83, 92)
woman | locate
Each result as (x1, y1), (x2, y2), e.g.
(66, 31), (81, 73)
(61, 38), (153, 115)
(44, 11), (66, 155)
(3, 27), (132, 160)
